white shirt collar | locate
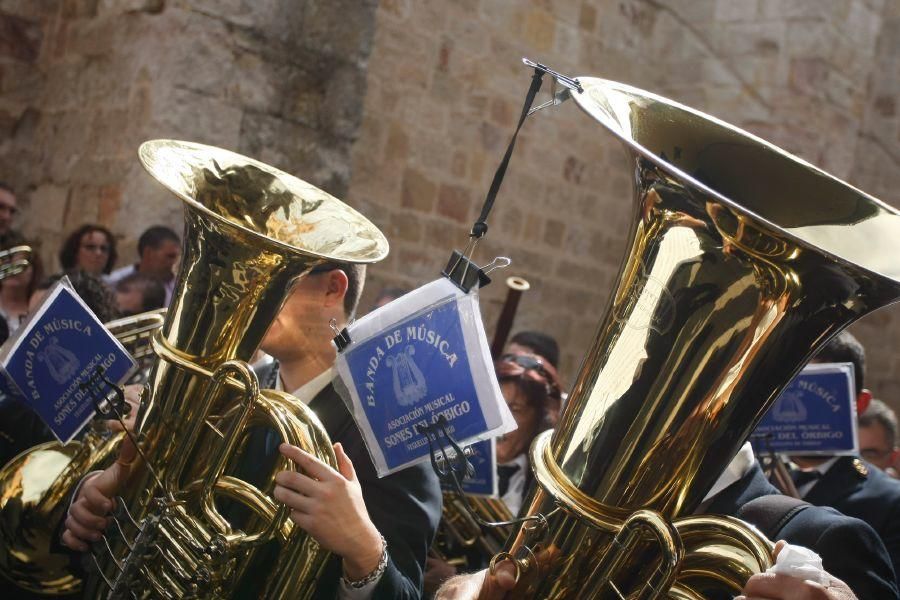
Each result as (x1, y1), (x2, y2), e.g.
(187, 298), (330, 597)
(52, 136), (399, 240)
(275, 366), (335, 405)
(703, 442), (756, 502)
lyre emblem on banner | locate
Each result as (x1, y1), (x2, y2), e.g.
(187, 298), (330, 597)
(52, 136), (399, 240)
(37, 337), (80, 384)
(386, 345), (428, 406)
(772, 390), (807, 423)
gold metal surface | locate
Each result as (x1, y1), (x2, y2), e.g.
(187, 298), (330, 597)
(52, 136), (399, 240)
(434, 493), (513, 568)
(0, 245), (32, 281)
(497, 77), (900, 598)
(85, 140), (387, 599)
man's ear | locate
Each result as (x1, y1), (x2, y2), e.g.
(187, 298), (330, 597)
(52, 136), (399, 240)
(323, 269), (349, 311)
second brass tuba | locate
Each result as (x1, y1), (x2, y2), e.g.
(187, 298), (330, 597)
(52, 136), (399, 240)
(494, 78), (900, 598)
(85, 140), (388, 598)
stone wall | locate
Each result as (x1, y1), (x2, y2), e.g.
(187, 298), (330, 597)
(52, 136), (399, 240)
(1, 0), (898, 406)
(348, 0), (900, 408)
(0, 0), (377, 269)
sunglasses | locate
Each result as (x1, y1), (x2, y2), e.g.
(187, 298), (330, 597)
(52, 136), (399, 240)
(498, 353), (562, 399)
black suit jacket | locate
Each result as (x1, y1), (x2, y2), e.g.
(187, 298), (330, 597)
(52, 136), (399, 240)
(707, 462), (899, 599)
(803, 456), (900, 585)
(250, 362), (442, 599)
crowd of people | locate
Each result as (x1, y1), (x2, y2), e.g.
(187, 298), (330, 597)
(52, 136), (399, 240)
(2, 172), (900, 600)
(0, 183), (179, 346)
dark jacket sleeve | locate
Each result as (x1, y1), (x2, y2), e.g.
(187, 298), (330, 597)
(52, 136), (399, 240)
(366, 462), (442, 599)
(781, 506), (899, 599)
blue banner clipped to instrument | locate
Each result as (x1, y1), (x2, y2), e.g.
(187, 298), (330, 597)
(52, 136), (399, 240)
(751, 362), (859, 456)
(0, 277), (136, 442)
(334, 277), (515, 477)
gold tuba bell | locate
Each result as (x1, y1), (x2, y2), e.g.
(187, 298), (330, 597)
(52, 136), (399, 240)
(493, 78), (900, 598)
(77, 140), (388, 599)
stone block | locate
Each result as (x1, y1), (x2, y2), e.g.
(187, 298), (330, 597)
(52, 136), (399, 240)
(64, 184), (100, 227)
(97, 183), (122, 226)
(436, 182), (471, 223)
(714, 0), (758, 21)
(97, 0), (163, 16)
(543, 218), (564, 248)
(25, 183), (68, 234)
(0, 11), (42, 62)
(522, 8), (555, 52)
(401, 167), (436, 213)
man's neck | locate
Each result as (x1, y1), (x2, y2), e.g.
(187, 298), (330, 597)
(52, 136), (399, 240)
(277, 348), (336, 393)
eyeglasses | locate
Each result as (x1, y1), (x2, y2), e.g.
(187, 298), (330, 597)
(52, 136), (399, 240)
(498, 353), (562, 399)
(81, 243), (110, 253)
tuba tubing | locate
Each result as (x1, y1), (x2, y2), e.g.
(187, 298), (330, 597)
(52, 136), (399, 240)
(495, 77), (900, 598)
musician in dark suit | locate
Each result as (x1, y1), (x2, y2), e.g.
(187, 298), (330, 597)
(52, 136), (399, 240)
(706, 448), (899, 599)
(64, 263), (442, 599)
(788, 331), (900, 581)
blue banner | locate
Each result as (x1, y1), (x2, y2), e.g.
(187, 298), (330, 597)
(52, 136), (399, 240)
(751, 362), (857, 455)
(440, 438), (497, 497)
(344, 297), (489, 471)
(1, 282), (136, 442)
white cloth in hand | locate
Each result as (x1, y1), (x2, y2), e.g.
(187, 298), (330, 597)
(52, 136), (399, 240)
(768, 543), (826, 585)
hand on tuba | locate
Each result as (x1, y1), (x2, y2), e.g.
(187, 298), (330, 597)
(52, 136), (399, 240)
(434, 560), (517, 600)
(104, 383), (143, 434)
(274, 442), (385, 580)
(61, 436), (137, 552)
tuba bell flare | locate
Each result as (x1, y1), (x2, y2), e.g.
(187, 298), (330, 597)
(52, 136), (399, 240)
(496, 78), (900, 598)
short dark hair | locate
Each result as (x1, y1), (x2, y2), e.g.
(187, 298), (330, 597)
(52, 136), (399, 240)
(814, 331), (866, 395)
(115, 272), (166, 313)
(510, 330), (560, 368)
(859, 399), (898, 448)
(310, 262), (366, 319)
(59, 224), (118, 275)
(137, 226), (180, 256)
(37, 270), (119, 323)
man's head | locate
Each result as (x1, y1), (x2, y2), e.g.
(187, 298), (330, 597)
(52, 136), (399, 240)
(137, 226), (181, 279)
(115, 273), (166, 316)
(0, 183), (17, 236)
(260, 263), (365, 363)
(507, 330), (560, 368)
(812, 331), (871, 411)
(858, 399), (900, 471)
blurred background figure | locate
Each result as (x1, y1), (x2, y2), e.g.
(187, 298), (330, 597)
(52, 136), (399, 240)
(28, 270), (119, 323)
(859, 399), (900, 478)
(504, 330), (563, 423)
(370, 285), (409, 311)
(106, 225), (180, 306)
(0, 182), (20, 245)
(0, 235), (42, 335)
(58, 224), (117, 277)
(114, 272), (166, 316)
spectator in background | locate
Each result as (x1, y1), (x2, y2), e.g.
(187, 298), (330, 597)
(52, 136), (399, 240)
(0, 182), (21, 245)
(504, 331), (563, 423)
(28, 271), (119, 324)
(106, 226), (180, 306)
(58, 224), (117, 277)
(506, 330), (560, 369)
(0, 235), (42, 334)
(859, 399), (900, 478)
(114, 272), (166, 316)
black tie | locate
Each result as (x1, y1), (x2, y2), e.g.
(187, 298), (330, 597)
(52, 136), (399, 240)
(498, 464), (520, 496)
(792, 469), (822, 488)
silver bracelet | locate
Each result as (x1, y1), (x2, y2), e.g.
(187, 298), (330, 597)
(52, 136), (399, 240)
(342, 534), (388, 589)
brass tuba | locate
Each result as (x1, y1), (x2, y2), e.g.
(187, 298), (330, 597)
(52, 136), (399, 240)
(0, 244), (32, 281)
(77, 140), (388, 598)
(494, 78), (900, 598)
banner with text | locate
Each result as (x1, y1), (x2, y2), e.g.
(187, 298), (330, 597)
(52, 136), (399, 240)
(751, 362), (858, 455)
(335, 278), (515, 476)
(0, 278), (136, 442)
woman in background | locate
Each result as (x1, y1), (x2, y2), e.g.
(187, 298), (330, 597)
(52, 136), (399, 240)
(0, 235), (42, 335)
(58, 224), (117, 277)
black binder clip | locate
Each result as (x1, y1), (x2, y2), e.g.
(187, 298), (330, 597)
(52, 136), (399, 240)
(442, 253), (511, 294)
(330, 318), (352, 353)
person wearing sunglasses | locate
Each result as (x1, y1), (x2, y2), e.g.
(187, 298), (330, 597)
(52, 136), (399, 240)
(58, 224), (118, 277)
